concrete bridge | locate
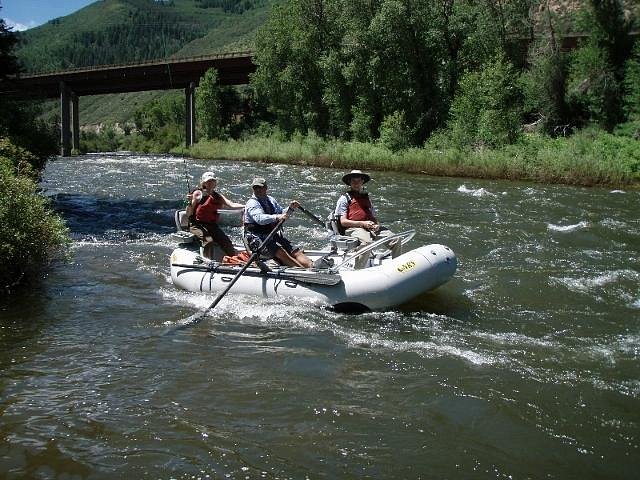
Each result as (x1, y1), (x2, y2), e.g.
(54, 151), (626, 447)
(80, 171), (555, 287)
(1, 52), (255, 155)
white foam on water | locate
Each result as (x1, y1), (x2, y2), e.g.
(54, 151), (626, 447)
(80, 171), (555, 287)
(158, 285), (495, 365)
(547, 221), (589, 232)
(457, 184), (497, 197)
(600, 218), (627, 229)
(474, 330), (557, 349)
(550, 269), (639, 293)
(336, 326), (496, 365)
(72, 239), (121, 248)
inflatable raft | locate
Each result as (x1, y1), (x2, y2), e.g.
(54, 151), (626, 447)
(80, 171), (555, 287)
(170, 211), (457, 311)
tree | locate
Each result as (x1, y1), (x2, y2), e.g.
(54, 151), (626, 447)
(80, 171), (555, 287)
(448, 53), (523, 148)
(566, 43), (620, 130)
(565, 0), (635, 129)
(623, 42), (640, 121)
(196, 68), (226, 140)
(253, 0), (339, 136)
(0, 14), (19, 81)
(0, 12), (57, 167)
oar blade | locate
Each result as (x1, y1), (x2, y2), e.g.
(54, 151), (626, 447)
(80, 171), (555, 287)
(165, 309), (209, 335)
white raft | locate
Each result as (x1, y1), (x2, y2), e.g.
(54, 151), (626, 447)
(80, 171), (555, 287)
(170, 211), (457, 312)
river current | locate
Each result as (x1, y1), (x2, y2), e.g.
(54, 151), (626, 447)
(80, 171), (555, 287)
(1, 153), (638, 478)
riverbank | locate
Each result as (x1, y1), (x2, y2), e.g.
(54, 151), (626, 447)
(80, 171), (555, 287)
(173, 128), (640, 188)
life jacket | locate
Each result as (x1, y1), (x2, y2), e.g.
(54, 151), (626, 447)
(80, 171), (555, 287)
(222, 250), (251, 265)
(244, 195), (278, 234)
(344, 191), (374, 222)
(194, 190), (223, 223)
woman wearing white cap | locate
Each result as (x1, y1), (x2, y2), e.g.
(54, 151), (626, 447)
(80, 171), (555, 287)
(188, 171), (244, 259)
(334, 170), (401, 269)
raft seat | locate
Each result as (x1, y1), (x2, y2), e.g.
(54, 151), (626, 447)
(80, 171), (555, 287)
(172, 210), (197, 245)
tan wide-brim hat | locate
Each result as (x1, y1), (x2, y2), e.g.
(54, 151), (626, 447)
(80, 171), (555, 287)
(342, 169), (371, 185)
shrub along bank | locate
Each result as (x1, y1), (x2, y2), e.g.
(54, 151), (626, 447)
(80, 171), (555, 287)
(175, 127), (640, 187)
(0, 138), (70, 294)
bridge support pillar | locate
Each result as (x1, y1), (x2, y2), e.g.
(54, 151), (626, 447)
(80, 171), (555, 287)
(60, 82), (71, 156)
(185, 81), (196, 147)
(71, 92), (80, 153)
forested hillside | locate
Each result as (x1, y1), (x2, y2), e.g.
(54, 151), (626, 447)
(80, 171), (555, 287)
(15, 0), (275, 72)
(12, 0), (276, 125)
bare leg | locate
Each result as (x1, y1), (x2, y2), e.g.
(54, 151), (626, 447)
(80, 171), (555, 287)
(274, 248), (306, 268)
(292, 250), (313, 268)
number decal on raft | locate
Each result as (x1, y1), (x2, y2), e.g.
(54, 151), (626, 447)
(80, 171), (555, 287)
(397, 260), (416, 273)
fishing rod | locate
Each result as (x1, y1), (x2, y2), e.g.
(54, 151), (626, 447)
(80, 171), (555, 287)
(182, 156), (191, 194)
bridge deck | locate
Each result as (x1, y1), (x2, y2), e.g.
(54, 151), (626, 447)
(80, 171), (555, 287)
(1, 51), (255, 98)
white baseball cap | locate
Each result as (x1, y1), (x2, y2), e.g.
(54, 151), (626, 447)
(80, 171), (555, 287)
(201, 171), (218, 183)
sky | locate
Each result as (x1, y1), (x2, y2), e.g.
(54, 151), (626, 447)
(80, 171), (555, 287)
(1, 0), (95, 31)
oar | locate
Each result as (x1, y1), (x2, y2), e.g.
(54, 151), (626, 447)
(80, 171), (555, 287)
(169, 216), (288, 332)
(297, 205), (326, 228)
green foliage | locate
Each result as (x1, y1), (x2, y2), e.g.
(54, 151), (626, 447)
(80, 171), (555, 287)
(349, 104), (372, 143)
(623, 42), (640, 121)
(15, 0), (276, 73)
(378, 111), (411, 152)
(0, 140), (69, 293)
(134, 92), (184, 139)
(187, 127), (640, 186)
(253, 0), (337, 136)
(0, 13), (19, 79)
(565, 0), (636, 129)
(566, 43), (621, 129)
(196, 68), (225, 140)
(580, 0), (634, 73)
(197, 0), (265, 14)
(0, 101), (59, 167)
(0, 137), (37, 179)
(520, 40), (570, 134)
(1, 14), (59, 169)
(448, 53), (523, 148)
(252, 0), (535, 146)
(80, 127), (122, 153)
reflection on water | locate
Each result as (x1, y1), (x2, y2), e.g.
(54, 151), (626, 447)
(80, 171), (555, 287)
(0, 153), (639, 478)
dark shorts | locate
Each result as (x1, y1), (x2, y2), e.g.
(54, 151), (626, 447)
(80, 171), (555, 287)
(244, 232), (301, 259)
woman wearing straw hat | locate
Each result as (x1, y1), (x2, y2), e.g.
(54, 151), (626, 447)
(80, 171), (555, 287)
(334, 170), (401, 269)
(188, 171), (244, 259)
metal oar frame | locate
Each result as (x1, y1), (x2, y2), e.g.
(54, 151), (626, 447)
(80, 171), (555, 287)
(329, 230), (416, 272)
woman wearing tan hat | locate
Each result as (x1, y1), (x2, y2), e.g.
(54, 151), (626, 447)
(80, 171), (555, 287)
(334, 170), (401, 269)
(188, 171), (244, 259)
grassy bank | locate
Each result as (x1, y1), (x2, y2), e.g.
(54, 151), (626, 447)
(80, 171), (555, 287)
(174, 128), (640, 187)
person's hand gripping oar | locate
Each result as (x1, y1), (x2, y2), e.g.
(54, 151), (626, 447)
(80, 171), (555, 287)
(168, 215), (288, 333)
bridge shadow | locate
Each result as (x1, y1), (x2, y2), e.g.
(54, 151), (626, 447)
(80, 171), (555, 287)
(49, 193), (181, 241)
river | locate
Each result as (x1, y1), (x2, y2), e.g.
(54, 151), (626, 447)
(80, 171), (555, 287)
(1, 153), (638, 478)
